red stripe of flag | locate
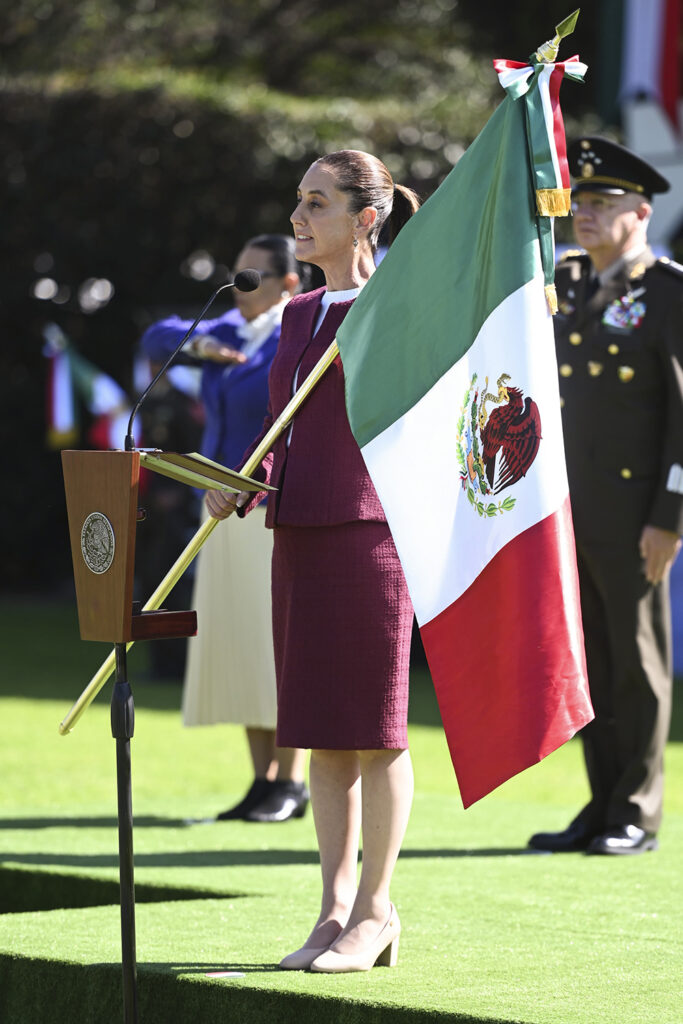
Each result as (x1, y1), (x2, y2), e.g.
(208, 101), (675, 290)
(550, 62), (572, 189)
(421, 496), (593, 808)
(659, 0), (682, 129)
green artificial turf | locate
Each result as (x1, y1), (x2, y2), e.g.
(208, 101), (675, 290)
(0, 597), (681, 1023)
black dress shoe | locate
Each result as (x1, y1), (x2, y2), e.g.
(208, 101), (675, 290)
(528, 818), (600, 852)
(216, 779), (273, 821)
(586, 825), (658, 855)
(244, 780), (310, 823)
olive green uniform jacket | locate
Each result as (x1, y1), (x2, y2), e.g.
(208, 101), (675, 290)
(554, 247), (683, 832)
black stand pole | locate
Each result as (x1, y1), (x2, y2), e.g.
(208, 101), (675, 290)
(111, 643), (139, 1024)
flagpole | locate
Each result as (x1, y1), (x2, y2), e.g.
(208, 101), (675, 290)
(58, 338), (340, 735)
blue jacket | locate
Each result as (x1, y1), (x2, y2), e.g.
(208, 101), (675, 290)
(140, 307), (280, 468)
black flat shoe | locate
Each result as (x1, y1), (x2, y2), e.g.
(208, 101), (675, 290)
(528, 818), (600, 852)
(586, 825), (658, 855)
(216, 778), (273, 821)
(244, 780), (310, 823)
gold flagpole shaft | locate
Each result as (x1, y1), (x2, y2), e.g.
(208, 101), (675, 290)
(58, 339), (340, 735)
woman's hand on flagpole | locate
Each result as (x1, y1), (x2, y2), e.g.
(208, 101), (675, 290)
(205, 488), (250, 520)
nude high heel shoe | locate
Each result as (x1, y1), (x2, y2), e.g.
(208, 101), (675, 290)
(309, 905), (400, 973)
(279, 944), (329, 970)
(280, 916), (346, 970)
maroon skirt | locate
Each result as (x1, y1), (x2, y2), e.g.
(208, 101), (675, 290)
(272, 522), (413, 750)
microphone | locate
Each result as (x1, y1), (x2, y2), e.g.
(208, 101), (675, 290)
(124, 269), (262, 451)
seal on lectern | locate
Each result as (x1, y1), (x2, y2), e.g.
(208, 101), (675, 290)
(80, 512), (115, 574)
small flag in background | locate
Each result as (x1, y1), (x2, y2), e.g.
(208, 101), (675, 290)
(43, 323), (134, 450)
(337, 47), (593, 807)
(43, 323), (79, 448)
(620, 0), (682, 130)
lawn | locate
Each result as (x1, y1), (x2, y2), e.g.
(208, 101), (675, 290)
(0, 597), (681, 1023)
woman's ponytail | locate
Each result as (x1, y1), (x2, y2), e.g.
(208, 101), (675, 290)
(388, 183), (421, 244)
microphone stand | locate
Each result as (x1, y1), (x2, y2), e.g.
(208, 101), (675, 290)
(124, 280), (237, 451)
(113, 274), (248, 1020)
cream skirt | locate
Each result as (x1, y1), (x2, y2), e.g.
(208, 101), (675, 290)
(181, 505), (277, 728)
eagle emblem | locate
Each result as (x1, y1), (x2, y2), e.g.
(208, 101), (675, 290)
(456, 373), (542, 517)
(81, 511), (116, 574)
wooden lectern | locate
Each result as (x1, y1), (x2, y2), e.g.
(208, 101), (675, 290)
(62, 450), (198, 644)
(62, 449), (197, 1024)
(61, 447), (271, 1024)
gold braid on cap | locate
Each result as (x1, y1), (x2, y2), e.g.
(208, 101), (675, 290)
(577, 174), (644, 193)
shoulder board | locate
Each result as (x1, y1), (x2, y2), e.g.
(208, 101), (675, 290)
(559, 248), (587, 261)
(656, 256), (683, 277)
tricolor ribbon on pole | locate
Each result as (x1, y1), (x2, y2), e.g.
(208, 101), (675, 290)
(493, 56), (587, 212)
(492, 55), (587, 315)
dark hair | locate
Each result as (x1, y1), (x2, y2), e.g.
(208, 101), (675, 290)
(246, 233), (312, 291)
(315, 150), (420, 251)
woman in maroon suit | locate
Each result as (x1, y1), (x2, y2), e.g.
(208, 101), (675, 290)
(206, 150), (420, 973)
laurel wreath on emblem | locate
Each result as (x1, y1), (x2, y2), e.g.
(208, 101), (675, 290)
(80, 512), (116, 574)
(456, 371), (542, 517)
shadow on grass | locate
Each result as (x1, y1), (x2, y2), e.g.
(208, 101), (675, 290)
(140, 961), (282, 975)
(0, 846), (536, 871)
(0, 862), (245, 913)
(0, 816), (190, 830)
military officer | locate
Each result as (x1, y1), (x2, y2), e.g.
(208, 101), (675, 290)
(529, 136), (683, 855)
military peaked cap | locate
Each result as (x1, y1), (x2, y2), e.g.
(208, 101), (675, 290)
(568, 135), (670, 199)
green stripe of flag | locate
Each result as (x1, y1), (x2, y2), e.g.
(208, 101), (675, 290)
(337, 90), (542, 450)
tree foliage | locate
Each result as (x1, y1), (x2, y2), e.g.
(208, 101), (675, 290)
(4, 0), (477, 95)
(0, 0), (601, 586)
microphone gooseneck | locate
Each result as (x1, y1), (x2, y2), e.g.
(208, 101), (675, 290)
(124, 269), (262, 451)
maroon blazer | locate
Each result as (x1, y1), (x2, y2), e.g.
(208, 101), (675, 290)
(238, 288), (386, 527)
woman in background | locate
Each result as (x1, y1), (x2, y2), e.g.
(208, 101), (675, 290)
(141, 234), (310, 823)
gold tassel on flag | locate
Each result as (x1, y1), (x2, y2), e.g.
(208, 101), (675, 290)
(536, 187), (572, 217)
(545, 283), (558, 315)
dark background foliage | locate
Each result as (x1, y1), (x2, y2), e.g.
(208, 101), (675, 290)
(0, 1), (610, 588)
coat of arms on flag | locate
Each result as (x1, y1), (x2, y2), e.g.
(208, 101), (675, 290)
(457, 371), (542, 516)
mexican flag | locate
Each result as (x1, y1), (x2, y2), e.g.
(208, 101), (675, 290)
(337, 54), (594, 807)
(620, 0), (682, 129)
(44, 323), (79, 448)
(43, 322), (133, 450)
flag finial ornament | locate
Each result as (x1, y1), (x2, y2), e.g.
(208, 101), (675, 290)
(532, 9), (580, 64)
